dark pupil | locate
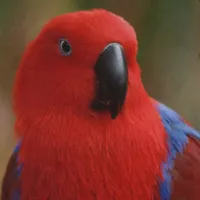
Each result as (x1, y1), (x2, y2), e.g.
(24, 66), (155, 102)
(62, 41), (71, 53)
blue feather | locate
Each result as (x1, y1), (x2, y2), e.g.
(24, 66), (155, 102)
(12, 140), (22, 200)
(155, 102), (200, 200)
(13, 140), (21, 154)
(10, 102), (200, 200)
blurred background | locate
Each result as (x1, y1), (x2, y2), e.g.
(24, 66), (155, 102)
(0, 0), (200, 184)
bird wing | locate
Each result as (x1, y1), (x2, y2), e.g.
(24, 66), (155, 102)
(1, 141), (22, 200)
(152, 99), (200, 200)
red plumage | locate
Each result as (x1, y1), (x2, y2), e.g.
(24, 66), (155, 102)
(4, 9), (200, 200)
(151, 98), (200, 199)
(10, 9), (167, 200)
(171, 136), (200, 199)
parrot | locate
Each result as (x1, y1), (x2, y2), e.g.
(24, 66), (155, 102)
(1, 8), (200, 200)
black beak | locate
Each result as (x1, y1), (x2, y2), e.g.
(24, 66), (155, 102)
(91, 43), (128, 119)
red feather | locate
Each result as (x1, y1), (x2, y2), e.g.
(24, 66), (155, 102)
(150, 97), (200, 199)
(171, 136), (200, 199)
(12, 9), (167, 200)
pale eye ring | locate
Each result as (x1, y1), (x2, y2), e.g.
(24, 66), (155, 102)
(59, 39), (72, 56)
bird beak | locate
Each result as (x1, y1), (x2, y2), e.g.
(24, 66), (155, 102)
(91, 43), (128, 119)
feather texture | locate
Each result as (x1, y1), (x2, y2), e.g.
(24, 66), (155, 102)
(153, 100), (200, 200)
(2, 100), (200, 200)
(3, 8), (199, 200)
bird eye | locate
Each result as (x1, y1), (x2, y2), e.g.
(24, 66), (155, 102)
(59, 39), (72, 56)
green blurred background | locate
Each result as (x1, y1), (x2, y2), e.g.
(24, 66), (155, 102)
(0, 0), (200, 182)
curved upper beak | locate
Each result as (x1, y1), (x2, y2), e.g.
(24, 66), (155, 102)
(91, 43), (128, 119)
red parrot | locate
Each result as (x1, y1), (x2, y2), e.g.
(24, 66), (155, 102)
(1, 9), (200, 200)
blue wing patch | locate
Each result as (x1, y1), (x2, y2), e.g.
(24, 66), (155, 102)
(154, 102), (200, 200)
(12, 140), (22, 200)
(13, 140), (23, 177)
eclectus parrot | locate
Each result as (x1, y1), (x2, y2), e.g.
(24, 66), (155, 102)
(1, 9), (200, 200)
